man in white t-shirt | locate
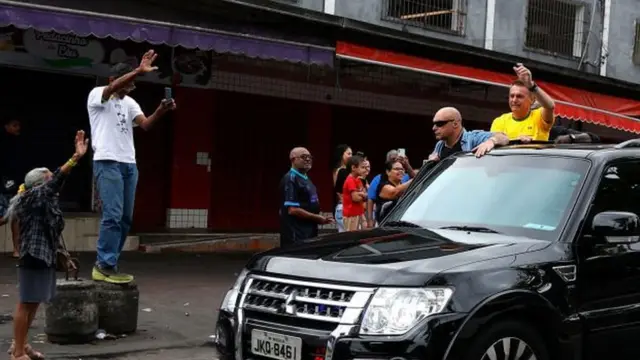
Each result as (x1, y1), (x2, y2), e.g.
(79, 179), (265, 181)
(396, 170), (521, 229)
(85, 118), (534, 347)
(87, 50), (175, 284)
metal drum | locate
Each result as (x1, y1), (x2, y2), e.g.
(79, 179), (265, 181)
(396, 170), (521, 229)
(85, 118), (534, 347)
(45, 276), (99, 344)
(94, 281), (140, 334)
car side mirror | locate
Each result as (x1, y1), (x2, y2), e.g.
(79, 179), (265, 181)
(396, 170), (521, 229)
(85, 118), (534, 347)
(592, 211), (640, 244)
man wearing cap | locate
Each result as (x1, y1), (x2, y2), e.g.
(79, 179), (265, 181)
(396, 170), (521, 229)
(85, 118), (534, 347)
(87, 50), (176, 284)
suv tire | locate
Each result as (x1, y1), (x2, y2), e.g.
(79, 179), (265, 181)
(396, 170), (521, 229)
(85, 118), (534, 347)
(463, 320), (549, 360)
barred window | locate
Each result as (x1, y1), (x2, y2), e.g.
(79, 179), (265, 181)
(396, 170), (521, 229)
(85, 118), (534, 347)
(525, 0), (588, 58)
(382, 0), (467, 35)
(633, 20), (640, 65)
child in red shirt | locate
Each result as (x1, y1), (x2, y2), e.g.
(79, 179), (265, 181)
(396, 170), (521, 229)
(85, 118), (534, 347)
(342, 155), (367, 231)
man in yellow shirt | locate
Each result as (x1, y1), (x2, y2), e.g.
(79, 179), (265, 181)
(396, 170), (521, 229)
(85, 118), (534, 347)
(490, 63), (556, 142)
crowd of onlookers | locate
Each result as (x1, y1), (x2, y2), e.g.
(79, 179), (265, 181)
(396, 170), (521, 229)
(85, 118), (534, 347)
(279, 63), (601, 245)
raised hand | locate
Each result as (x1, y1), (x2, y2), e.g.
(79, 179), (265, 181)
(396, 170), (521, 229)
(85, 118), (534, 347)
(75, 130), (89, 157)
(138, 50), (159, 73)
(513, 63), (533, 88)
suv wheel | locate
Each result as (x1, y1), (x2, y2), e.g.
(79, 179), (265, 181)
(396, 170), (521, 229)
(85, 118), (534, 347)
(464, 320), (549, 360)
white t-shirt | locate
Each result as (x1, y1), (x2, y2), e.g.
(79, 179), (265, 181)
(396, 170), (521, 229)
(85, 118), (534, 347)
(87, 86), (144, 164)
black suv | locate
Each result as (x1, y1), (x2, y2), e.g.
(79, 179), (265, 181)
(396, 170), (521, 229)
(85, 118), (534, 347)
(215, 141), (640, 360)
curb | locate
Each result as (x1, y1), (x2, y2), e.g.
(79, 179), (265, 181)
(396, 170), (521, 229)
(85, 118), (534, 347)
(138, 235), (280, 253)
(46, 339), (207, 359)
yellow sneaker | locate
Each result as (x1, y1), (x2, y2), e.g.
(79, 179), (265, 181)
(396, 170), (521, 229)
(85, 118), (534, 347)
(92, 266), (134, 284)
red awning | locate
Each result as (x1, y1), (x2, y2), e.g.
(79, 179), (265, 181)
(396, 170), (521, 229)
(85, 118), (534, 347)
(336, 41), (640, 134)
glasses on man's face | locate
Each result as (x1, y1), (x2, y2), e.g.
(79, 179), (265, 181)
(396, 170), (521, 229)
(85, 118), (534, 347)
(297, 154), (313, 161)
(433, 119), (454, 128)
(392, 167), (405, 172)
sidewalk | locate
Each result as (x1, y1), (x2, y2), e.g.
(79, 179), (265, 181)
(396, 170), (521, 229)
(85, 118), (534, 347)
(0, 252), (252, 359)
(137, 233), (281, 253)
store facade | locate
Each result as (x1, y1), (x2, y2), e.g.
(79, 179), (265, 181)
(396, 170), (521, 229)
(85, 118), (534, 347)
(2, 0), (640, 238)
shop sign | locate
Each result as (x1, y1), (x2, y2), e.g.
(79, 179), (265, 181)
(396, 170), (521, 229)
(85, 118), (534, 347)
(22, 28), (105, 68)
(0, 26), (212, 87)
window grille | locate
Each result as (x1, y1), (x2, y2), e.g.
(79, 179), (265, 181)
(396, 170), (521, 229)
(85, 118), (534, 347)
(382, 0), (467, 36)
(525, 0), (588, 58)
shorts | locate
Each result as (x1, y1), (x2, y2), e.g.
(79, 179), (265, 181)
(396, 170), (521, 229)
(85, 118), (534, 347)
(344, 215), (365, 231)
(18, 264), (57, 304)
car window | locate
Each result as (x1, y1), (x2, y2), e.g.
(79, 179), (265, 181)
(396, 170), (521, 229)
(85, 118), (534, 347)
(584, 161), (640, 235)
(384, 155), (590, 241)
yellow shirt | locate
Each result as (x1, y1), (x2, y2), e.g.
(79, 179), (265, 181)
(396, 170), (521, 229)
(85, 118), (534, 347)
(490, 108), (553, 141)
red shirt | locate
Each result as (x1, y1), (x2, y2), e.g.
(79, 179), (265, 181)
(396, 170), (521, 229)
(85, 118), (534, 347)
(342, 175), (365, 217)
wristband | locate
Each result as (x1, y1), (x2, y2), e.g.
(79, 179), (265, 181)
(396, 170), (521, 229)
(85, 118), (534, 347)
(66, 158), (77, 167)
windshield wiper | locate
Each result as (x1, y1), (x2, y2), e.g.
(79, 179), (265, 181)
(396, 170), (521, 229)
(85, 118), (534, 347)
(439, 225), (502, 234)
(384, 220), (422, 228)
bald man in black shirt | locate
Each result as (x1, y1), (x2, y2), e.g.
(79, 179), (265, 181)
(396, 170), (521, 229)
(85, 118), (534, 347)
(279, 147), (333, 247)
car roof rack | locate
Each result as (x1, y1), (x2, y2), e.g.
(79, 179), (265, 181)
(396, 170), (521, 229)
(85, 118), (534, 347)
(614, 139), (640, 149)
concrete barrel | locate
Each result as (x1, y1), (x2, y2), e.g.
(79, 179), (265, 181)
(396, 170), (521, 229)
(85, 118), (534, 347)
(94, 281), (140, 334)
(45, 278), (99, 344)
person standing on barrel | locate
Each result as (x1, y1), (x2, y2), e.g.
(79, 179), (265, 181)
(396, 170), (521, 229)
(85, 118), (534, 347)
(88, 50), (176, 284)
(6, 131), (87, 360)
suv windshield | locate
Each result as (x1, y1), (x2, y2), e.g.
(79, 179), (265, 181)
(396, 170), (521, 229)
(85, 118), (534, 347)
(383, 154), (590, 241)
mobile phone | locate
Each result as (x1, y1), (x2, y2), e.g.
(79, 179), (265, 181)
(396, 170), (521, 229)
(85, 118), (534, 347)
(398, 148), (406, 157)
(164, 87), (172, 100)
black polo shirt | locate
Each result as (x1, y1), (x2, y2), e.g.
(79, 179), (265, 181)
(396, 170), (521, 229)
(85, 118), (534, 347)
(439, 139), (463, 160)
(279, 168), (320, 246)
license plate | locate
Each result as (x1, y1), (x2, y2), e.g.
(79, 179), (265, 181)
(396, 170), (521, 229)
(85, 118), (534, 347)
(250, 329), (302, 360)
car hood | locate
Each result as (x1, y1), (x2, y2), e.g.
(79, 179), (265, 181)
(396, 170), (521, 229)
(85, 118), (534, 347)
(246, 227), (550, 286)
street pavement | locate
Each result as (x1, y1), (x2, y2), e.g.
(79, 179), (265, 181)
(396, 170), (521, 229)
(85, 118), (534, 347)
(0, 252), (254, 359)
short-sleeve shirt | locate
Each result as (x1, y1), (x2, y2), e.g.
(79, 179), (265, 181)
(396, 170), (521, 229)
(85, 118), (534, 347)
(279, 168), (320, 244)
(342, 175), (365, 217)
(87, 86), (144, 164)
(490, 108), (553, 141)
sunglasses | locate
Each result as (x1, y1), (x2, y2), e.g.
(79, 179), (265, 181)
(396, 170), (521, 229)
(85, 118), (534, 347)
(392, 167), (405, 172)
(433, 119), (455, 128)
(296, 154), (313, 160)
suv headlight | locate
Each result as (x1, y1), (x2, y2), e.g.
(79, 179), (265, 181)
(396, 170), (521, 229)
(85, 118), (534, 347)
(220, 268), (249, 313)
(359, 287), (453, 335)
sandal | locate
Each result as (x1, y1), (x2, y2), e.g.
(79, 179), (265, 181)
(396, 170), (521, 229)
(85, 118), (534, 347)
(7, 341), (45, 360)
(24, 345), (45, 360)
(11, 355), (30, 360)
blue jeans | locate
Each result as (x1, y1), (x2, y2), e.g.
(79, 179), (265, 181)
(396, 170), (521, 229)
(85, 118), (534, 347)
(94, 160), (138, 268)
(335, 204), (345, 233)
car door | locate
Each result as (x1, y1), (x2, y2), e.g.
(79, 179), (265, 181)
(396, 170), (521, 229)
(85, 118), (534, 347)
(576, 160), (640, 360)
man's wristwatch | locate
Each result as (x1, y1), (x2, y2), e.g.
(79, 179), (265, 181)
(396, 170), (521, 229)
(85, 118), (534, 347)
(569, 134), (576, 143)
(528, 82), (538, 92)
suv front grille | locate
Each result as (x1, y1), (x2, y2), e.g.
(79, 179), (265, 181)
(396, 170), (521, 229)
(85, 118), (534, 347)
(240, 275), (374, 325)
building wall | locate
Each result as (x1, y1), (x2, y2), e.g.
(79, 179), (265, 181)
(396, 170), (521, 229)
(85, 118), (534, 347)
(282, 0), (639, 81)
(607, 0), (640, 83)
(18, 0), (640, 85)
(334, 0), (487, 48)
